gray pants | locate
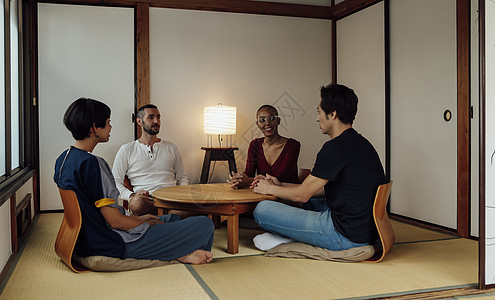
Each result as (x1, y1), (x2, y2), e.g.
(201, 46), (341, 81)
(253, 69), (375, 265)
(124, 215), (214, 261)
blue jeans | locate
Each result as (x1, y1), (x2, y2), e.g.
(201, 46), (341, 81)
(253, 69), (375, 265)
(253, 198), (368, 251)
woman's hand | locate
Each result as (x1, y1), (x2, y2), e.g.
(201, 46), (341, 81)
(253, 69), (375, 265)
(138, 214), (164, 226)
(228, 171), (252, 189)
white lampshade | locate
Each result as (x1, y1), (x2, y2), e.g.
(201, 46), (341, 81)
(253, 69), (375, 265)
(204, 105), (236, 135)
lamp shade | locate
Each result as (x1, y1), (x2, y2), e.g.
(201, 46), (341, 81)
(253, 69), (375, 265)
(204, 105), (236, 135)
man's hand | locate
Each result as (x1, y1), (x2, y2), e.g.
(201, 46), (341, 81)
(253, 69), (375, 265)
(138, 214), (164, 226)
(134, 190), (150, 196)
(253, 178), (275, 195)
(251, 174), (280, 189)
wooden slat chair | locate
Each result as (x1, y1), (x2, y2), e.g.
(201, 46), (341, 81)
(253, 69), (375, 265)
(365, 181), (394, 263)
(54, 188), (90, 273)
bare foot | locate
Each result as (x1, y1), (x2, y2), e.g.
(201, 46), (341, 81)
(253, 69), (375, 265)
(178, 250), (213, 265)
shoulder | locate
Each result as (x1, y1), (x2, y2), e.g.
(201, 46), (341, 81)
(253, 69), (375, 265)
(160, 140), (179, 151)
(116, 140), (139, 154)
(250, 138), (263, 146)
(287, 138), (301, 147)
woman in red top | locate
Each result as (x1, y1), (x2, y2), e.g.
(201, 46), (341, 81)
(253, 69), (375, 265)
(229, 105), (301, 188)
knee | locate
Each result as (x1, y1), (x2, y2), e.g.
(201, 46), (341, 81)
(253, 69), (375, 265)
(253, 201), (274, 224)
(194, 216), (215, 235)
(129, 196), (155, 216)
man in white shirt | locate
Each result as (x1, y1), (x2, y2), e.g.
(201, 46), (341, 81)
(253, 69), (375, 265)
(113, 104), (190, 216)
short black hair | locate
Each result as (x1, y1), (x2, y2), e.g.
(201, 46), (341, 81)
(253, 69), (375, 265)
(256, 104), (278, 117)
(63, 98), (111, 140)
(320, 83), (358, 125)
(136, 104), (158, 120)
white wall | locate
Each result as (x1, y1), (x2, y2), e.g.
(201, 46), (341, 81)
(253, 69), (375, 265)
(38, 4), (134, 210)
(336, 2), (385, 165)
(149, 8), (332, 183)
(484, 0), (495, 285)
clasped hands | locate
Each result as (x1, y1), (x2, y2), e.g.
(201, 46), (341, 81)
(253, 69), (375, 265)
(228, 171), (280, 195)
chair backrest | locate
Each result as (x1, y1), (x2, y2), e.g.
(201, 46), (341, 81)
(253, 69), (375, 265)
(54, 188), (89, 273)
(365, 181), (394, 263)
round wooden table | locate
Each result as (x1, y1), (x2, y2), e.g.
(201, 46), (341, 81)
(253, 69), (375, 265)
(152, 183), (276, 254)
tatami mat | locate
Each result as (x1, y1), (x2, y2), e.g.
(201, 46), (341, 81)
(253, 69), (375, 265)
(0, 214), (209, 300)
(193, 238), (478, 299)
(391, 220), (456, 244)
(212, 227), (264, 259)
(0, 213), (479, 300)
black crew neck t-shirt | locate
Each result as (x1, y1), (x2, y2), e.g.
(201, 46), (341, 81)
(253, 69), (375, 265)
(311, 128), (386, 244)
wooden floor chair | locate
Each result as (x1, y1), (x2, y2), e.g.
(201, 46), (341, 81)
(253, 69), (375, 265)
(54, 188), (90, 273)
(365, 181), (394, 263)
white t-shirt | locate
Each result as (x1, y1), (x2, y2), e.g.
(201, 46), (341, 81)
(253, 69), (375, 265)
(112, 139), (189, 200)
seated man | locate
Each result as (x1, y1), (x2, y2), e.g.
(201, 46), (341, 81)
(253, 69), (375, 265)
(252, 83), (386, 251)
(113, 104), (190, 216)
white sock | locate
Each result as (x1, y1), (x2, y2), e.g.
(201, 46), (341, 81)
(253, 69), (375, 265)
(253, 232), (294, 251)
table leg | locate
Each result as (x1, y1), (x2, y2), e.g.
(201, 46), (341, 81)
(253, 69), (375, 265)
(208, 214), (222, 229)
(227, 214), (239, 254)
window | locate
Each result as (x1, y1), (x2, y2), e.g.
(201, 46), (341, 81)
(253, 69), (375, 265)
(1, 0), (30, 192)
(10, 0), (20, 171)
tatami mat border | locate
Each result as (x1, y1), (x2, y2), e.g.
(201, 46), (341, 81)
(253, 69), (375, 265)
(396, 237), (461, 245)
(338, 284), (478, 300)
(185, 264), (219, 300)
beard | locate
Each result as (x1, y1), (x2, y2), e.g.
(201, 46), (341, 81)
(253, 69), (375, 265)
(143, 124), (160, 135)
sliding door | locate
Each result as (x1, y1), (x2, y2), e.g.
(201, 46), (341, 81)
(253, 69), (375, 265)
(389, 0), (457, 228)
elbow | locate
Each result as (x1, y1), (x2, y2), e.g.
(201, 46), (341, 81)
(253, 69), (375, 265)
(294, 192), (312, 203)
(105, 218), (121, 229)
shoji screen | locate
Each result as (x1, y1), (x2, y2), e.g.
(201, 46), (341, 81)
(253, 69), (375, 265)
(38, 4), (134, 210)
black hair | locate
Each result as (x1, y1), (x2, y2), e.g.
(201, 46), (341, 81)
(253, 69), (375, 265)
(63, 98), (111, 140)
(136, 104), (158, 120)
(256, 104), (278, 117)
(320, 83), (358, 125)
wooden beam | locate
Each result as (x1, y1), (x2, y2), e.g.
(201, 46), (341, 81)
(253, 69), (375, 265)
(149, 0), (332, 19)
(36, 0), (332, 19)
(479, 0), (486, 289)
(135, 2), (149, 139)
(456, 0), (470, 238)
(36, 0), (137, 8)
(331, 0), (382, 20)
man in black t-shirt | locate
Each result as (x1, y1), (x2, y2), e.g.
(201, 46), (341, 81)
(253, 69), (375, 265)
(252, 83), (386, 251)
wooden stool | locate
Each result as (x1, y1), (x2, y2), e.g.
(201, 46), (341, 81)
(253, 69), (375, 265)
(200, 147), (238, 184)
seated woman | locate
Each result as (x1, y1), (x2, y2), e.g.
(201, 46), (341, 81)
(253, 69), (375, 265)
(54, 98), (214, 265)
(229, 105), (300, 189)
